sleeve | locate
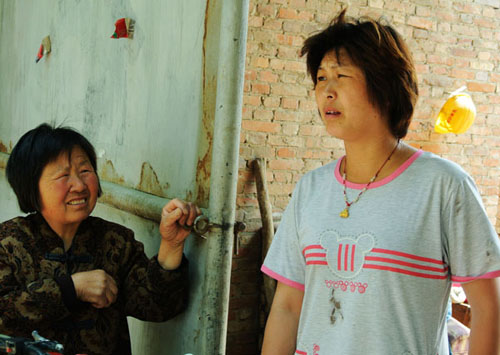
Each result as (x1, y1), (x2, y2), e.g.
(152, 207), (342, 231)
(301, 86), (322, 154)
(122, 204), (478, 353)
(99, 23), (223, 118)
(0, 239), (72, 337)
(443, 175), (500, 283)
(261, 182), (306, 291)
(118, 230), (189, 322)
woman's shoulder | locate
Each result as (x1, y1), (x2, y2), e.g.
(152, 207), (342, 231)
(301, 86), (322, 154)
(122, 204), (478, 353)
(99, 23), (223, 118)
(413, 151), (470, 181)
(0, 215), (39, 250)
(300, 160), (338, 182)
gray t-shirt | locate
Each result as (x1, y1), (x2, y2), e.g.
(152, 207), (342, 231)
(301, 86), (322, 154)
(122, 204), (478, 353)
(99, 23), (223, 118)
(262, 150), (500, 355)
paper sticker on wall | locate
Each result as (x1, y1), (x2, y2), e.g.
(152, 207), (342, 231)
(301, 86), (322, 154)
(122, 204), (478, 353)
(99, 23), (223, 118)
(111, 18), (135, 39)
(434, 86), (476, 134)
(35, 36), (51, 63)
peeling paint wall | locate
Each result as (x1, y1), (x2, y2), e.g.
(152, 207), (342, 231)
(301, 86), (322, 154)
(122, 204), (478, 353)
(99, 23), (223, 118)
(0, 0), (212, 205)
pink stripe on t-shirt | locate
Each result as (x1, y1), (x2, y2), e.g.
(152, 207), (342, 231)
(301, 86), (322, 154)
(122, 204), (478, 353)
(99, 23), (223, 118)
(261, 265), (305, 291)
(451, 270), (500, 283)
(302, 244), (324, 256)
(351, 244), (356, 272)
(372, 248), (445, 265)
(334, 149), (424, 189)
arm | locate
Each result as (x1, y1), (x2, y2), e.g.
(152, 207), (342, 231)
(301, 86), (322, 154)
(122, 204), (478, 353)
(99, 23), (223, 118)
(262, 281), (304, 355)
(121, 199), (200, 321)
(462, 277), (500, 355)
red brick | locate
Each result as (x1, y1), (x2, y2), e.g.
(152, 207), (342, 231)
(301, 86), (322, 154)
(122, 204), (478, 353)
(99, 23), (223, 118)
(282, 123), (299, 135)
(432, 66), (449, 75)
(248, 15), (263, 28)
(489, 95), (500, 104)
(268, 182), (295, 195)
(277, 8), (298, 19)
(277, 147), (296, 158)
(474, 17), (497, 29)
(297, 10), (314, 21)
(300, 150), (331, 159)
(299, 125), (324, 136)
(467, 82), (496, 93)
(491, 73), (500, 83)
(243, 95), (261, 107)
(282, 98), (299, 109)
(257, 4), (276, 16)
(277, 45), (301, 59)
(268, 159), (305, 170)
(263, 18), (283, 31)
(283, 20), (303, 33)
(408, 16), (435, 30)
(451, 69), (475, 80)
(451, 48), (477, 58)
(263, 96), (281, 108)
(241, 120), (280, 133)
(271, 83), (308, 97)
(275, 110), (300, 121)
(421, 143), (450, 154)
(415, 64), (429, 74)
(276, 34), (303, 46)
(250, 57), (269, 68)
(270, 58), (286, 70)
(245, 70), (257, 81)
(253, 108), (274, 122)
(258, 70), (279, 83)
(284, 60), (306, 73)
(251, 83), (270, 94)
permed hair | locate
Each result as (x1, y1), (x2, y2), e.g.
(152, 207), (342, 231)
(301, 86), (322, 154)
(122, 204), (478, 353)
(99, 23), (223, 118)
(6, 123), (102, 213)
(300, 9), (418, 139)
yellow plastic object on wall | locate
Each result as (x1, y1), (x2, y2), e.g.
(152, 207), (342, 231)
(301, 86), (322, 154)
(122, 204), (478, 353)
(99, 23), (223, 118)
(434, 93), (476, 134)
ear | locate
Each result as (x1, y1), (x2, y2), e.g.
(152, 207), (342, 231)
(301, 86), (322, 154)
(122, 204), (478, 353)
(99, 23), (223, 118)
(357, 234), (375, 252)
(319, 230), (341, 250)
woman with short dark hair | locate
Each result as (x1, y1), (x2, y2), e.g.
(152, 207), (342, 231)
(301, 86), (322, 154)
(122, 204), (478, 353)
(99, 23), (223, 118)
(261, 9), (500, 355)
(0, 123), (200, 355)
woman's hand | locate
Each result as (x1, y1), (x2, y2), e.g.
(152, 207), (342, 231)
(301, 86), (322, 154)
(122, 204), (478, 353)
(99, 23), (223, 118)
(157, 198), (201, 270)
(71, 270), (118, 308)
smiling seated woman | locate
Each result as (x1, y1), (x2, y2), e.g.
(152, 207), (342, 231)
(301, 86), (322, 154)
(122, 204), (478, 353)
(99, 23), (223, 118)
(0, 123), (200, 355)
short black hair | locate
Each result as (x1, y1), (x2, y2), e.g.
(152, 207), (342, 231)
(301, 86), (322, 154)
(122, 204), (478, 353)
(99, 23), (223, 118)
(301, 9), (418, 139)
(6, 123), (102, 213)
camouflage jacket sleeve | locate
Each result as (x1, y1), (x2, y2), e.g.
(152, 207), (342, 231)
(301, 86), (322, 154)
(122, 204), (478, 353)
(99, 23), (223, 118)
(116, 228), (189, 322)
(0, 235), (71, 336)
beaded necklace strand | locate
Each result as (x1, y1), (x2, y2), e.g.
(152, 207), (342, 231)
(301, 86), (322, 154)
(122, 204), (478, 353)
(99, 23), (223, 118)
(340, 140), (400, 218)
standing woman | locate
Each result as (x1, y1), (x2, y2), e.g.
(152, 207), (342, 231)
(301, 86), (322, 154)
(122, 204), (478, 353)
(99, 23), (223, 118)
(0, 123), (200, 355)
(261, 9), (500, 355)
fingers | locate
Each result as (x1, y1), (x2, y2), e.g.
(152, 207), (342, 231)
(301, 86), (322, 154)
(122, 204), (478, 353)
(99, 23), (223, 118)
(161, 199), (201, 229)
(72, 270), (118, 308)
(186, 203), (201, 227)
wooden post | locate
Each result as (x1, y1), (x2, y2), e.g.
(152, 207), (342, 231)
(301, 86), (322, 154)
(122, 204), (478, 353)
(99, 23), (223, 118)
(252, 158), (276, 314)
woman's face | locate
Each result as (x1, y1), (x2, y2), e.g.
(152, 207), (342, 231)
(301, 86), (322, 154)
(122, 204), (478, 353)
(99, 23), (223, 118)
(38, 145), (99, 237)
(315, 49), (386, 142)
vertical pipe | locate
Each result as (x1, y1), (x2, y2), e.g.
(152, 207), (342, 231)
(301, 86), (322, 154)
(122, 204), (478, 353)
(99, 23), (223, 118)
(200, 0), (249, 353)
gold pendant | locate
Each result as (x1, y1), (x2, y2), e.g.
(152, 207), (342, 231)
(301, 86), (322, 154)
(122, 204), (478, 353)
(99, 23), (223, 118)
(340, 208), (349, 218)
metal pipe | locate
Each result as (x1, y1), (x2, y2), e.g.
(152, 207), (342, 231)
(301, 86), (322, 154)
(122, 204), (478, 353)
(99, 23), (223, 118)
(200, 0), (249, 353)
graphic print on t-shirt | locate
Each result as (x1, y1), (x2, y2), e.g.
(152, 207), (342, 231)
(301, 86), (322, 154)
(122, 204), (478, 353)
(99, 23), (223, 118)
(319, 230), (375, 279)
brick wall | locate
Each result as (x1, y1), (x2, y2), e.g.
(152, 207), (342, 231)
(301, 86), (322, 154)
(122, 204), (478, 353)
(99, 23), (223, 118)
(227, 0), (500, 354)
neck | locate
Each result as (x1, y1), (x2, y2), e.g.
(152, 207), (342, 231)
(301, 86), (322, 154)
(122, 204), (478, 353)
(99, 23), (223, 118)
(41, 216), (79, 251)
(342, 136), (410, 184)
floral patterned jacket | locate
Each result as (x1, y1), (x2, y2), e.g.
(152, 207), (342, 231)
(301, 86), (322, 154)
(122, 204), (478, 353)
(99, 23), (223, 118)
(0, 213), (189, 355)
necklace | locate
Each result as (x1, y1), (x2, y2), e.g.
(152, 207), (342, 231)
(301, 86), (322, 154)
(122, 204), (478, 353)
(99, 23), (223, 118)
(340, 140), (400, 218)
